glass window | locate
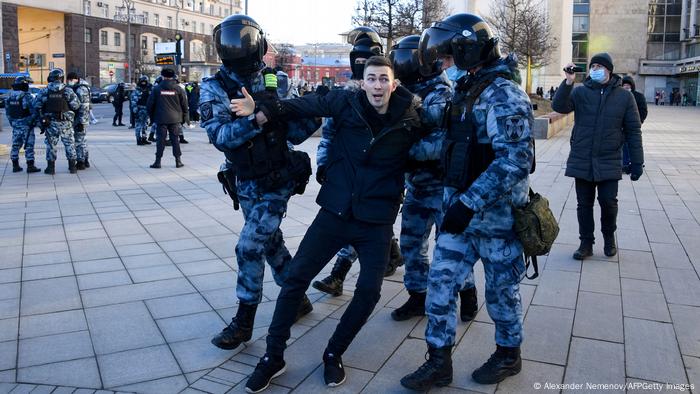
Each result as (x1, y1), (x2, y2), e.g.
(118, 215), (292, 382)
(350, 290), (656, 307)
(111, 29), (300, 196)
(649, 3), (665, 16)
(100, 30), (108, 45)
(665, 33), (680, 42)
(153, 37), (159, 50)
(573, 4), (589, 14)
(201, 22), (205, 34)
(85, 28), (92, 43)
(665, 16), (681, 33)
(130, 34), (136, 49)
(142, 37), (148, 49)
(648, 16), (665, 33)
(573, 16), (589, 32)
(573, 41), (588, 60)
(666, 2), (682, 15)
(664, 42), (680, 59)
(193, 21), (197, 33)
(84, 0), (91, 16)
(648, 33), (664, 42)
(210, 4), (214, 14)
(154, 14), (159, 27)
(103, 4), (109, 18)
(573, 0), (588, 3)
(647, 42), (664, 59)
(167, 16), (173, 29)
(572, 33), (588, 41)
(114, 32), (121, 47)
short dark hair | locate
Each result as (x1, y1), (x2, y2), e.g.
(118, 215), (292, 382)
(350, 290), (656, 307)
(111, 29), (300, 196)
(364, 55), (392, 71)
(66, 72), (79, 80)
(161, 68), (176, 78)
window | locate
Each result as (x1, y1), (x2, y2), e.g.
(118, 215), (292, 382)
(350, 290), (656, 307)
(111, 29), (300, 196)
(114, 32), (121, 47)
(130, 34), (136, 49)
(572, 16), (589, 32)
(167, 16), (173, 29)
(102, 4), (109, 18)
(199, 1), (204, 12)
(85, 28), (92, 43)
(143, 11), (149, 25)
(219, 6), (222, 16)
(572, 41), (588, 61)
(142, 36), (148, 49)
(200, 22), (205, 35)
(210, 4), (214, 14)
(153, 37), (159, 51)
(573, 3), (589, 14)
(84, 0), (91, 16)
(154, 13), (159, 27)
(101, 30), (108, 45)
(193, 20), (197, 33)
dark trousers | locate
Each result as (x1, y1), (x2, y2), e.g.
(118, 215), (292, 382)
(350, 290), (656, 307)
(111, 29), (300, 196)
(155, 123), (181, 158)
(575, 178), (619, 242)
(266, 209), (393, 357)
(113, 102), (123, 124)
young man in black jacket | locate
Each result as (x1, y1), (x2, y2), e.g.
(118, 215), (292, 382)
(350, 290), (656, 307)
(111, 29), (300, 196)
(231, 56), (432, 392)
(147, 68), (189, 168)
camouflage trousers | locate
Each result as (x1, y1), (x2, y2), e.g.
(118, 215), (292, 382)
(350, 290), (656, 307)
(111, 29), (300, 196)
(45, 122), (77, 161)
(426, 233), (525, 348)
(400, 188), (475, 292)
(134, 107), (149, 139)
(235, 181), (295, 304)
(10, 125), (36, 161)
(74, 123), (88, 161)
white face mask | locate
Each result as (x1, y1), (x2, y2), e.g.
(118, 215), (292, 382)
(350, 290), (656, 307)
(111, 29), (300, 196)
(589, 68), (606, 83)
(446, 65), (467, 82)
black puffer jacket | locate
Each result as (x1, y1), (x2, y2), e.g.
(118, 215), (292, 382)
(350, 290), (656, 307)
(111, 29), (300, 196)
(621, 76), (648, 123)
(280, 86), (423, 224)
(553, 74), (643, 182)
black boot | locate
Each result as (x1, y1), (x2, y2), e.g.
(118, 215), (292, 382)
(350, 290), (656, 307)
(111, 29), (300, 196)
(384, 237), (404, 277)
(472, 345), (522, 384)
(175, 157), (184, 168)
(211, 303), (257, 350)
(84, 158), (90, 168)
(391, 291), (426, 321)
(400, 345), (453, 391)
(459, 287), (478, 322)
(44, 160), (55, 175)
(148, 132), (155, 142)
(295, 294), (313, 321)
(68, 160), (77, 174)
(573, 240), (593, 260)
(603, 234), (617, 257)
(179, 135), (189, 144)
(137, 136), (145, 145)
(76, 161), (86, 170)
(12, 159), (23, 172)
(313, 274), (344, 297)
(150, 157), (161, 169)
(142, 137), (151, 145)
(26, 160), (41, 173)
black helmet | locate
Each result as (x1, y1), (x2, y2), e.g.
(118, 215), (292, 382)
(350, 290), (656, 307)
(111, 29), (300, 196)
(419, 13), (501, 72)
(346, 26), (382, 46)
(12, 75), (33, 91)
(390, 35), (434, 84)
(349, 27), (384, 79)
(47, 68), (65, 83)
(214, 14), (267, 76)
(138, 75), (149, 87)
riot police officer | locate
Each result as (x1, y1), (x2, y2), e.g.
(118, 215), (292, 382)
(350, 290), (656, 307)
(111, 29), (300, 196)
(131, 75), (152, 145)
(199, 14), (320, 352)
(112, 82), (126, 126)
(7, 75), (40, 173)
(67, 72), (91, 170)
(34, 68), (81, 175)
(401, 14), (534, 390)
(387, 35), (478, 323)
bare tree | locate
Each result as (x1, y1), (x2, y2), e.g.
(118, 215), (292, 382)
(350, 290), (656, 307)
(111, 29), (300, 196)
(486, 0), (557, 92)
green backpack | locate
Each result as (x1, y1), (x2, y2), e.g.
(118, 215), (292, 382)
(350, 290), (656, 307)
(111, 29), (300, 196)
(513, 188), (560, 279)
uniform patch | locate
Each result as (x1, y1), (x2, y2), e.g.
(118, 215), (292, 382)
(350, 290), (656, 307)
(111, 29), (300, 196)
(200, 102), (213, 121)
(503, 116), (527, 142)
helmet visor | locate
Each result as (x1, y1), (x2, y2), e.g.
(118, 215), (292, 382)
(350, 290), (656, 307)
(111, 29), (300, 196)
(389, 48), (419, 83)
(418, 27), (456, 76)
(347, 29), (381, 46)
(216, 25), (264, 64)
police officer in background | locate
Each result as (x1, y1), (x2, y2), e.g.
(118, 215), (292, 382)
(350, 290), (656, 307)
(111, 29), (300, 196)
(67, 72), (91, 170)
(401, 14), (534, 390)
(7, 75), (41, 173)
(199, 14), (320, 352)
(387, 35), (478, 323)
(112, 82), (127, 127)
(34, 68), (81, 175)
(131, 76), (153, 146)
(147, 68), (188, 168)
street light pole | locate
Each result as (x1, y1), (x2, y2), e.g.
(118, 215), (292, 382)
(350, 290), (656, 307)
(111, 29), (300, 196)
(126, 1), (132, 82)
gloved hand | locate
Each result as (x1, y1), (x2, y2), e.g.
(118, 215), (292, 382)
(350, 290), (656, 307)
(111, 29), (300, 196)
(257, 97), (285, 121)
(261, 67), (278, 91)
(440, 201), (475, 234)
(316, 165), (327, 184)
(630, 163), (644, 181)
(315, 85), (330, 96)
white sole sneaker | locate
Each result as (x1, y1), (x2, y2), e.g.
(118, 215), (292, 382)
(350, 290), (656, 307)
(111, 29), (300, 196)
(245, 364), (287, 393)
(326, 374), (346, 387)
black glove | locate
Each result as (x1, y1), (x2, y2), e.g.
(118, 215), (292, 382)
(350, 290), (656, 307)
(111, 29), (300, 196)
(440, 201), (475, 234)
(316, 165), (327, 184)
(630, 163), (644, 181)
(315, 85), (330, 96)
(257, 97), (285, 121)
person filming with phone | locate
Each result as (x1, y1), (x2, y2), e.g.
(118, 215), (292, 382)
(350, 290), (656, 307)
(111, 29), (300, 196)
(552, 53), (644, 261)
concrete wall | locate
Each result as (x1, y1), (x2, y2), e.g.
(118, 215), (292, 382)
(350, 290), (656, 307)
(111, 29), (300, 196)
(536, 0), (573, 94)
(589, 0), (648, 76)
(3, 0), (81, 15)
(18, 7), (67, 83)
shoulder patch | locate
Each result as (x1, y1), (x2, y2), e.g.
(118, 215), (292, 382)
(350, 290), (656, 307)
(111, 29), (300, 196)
(200, 102), (213, 121)
(502, 116), (527, 142)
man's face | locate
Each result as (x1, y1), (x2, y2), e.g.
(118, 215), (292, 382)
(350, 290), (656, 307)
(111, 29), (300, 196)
(439, 55), (454, 71)
(622, 83), (632, 91)
(361, 65), (397, 113)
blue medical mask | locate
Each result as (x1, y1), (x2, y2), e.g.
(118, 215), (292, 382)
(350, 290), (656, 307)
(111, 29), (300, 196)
(589, 69), (606, 83)
(446, 65), (467, 83)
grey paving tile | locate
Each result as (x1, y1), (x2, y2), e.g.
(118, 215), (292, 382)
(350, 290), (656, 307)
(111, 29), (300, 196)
(618, 249), (659, 281)
(167, 248), (219, 264)
(20, 277), (81, 316)
(190, 378), (232, 394)
(18, 330), (94, 368)
(573, 291), (623, 342)
(97, 345), (181, 388)
(156, 311), (224, 343)
(544, 243), (582, 272)
(144, 222), (190, 242)
(189, 272), (237, 292)
(73, 258), (125, 275)
(624, 318), (687, 384)
(658, 268), (700, 306)
(0, 298), (19, 319)
(669, 305), (700, 357)
(0, 246), (22, 269)
(579, 260), (620, 295)
(110, 233), (155, 246)
(0, 283), (19, 301)
(651, 242), (694, 270)
(158, 238), (206, 252)
(114, 242), (162, 257)
(19, 309), (87, 339)
(6, 383), (35, 393)
(177, 259), (232, 276)
(81, 278), (195, 308)
(522, 305), (574, 365)
(77, 270), (132, 290)
(206, 367), (247, 385)
(358, 337), (424, 394)
(169, 337), (237, 373)
(127, 264), (183, 283)
(121, 252), (173, 269)
(562, 338), (625, 393)
(622, 279), (671, 323)
(21, 251), (72, 267)
(145, 293), (212, 319)
(23, 241), (68, 256)
(0, 340), (17, 371)
(85, 301), (164, 355)
(531, 269), (579, 309)
(0, 318), (18, 342)
(683, 356), (700, 392)
(68, 238), (118, 262)
(21, 263), (74, 281)
(201, 287), (238, 310)
(114, 375), (189, 394)
(0, 269), (21, 285)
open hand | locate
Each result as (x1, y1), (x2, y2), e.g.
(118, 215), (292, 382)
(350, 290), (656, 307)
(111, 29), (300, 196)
(230, 87), (256, 117)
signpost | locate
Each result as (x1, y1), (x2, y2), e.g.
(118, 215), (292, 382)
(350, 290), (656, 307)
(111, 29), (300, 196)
(109, 69), (114, 83)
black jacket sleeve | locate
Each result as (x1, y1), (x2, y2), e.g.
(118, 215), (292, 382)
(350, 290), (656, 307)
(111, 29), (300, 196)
(552, 80), (575, 114)
(146, 86), (157, 120)
(635, 92), (648, 123)
(623, 93), (644, 165)
(278, 90), (343, 120)
(179, 86), (189, 124)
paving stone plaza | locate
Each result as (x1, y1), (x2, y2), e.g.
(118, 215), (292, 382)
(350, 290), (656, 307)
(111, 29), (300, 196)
(0, 105), (699, 393)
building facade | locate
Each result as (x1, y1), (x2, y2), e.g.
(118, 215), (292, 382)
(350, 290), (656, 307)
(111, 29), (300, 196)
(2, 0), (242, 86)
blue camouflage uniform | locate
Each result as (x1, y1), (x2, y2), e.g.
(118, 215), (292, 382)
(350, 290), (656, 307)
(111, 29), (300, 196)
(200, 65), (320, 305)
(401, 72), (475, 293)
(425, 56), (534, 349)
(71, 79), (91, 162)
(130, 86), (151, 140)
(34, 82), (80, 162)
(6, 90), (37, 161)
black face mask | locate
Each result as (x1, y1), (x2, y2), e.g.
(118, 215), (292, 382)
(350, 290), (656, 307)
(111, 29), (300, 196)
(351, 62), (365, 80)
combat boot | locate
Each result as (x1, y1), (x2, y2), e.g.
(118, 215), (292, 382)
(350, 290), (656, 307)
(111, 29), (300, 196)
(313, 274), (344, 297)
(12, 159), (23, 172)
(175, 157), (184, 168)
(603, 234), (617, 257)
(573, 240), (593, 260)
(76, 161), (86, 170)
(459, 287), (478, 322)
(150, 157), (161, 169)
(142, 137), (151, 145)
(84, 158), (90, 168)
(295, 294), (313, 321)
(472, 345), (522, 384)
(148, 132), (155, 142)
(68, 160), (77, 174)
(211, 303), (257, 350)
(26, 160), (41, 173)
(44, 161), (55, 175)
(136, 136), (145, 145)
(391, 290), (426, 321)
(400, 345), (453, 391)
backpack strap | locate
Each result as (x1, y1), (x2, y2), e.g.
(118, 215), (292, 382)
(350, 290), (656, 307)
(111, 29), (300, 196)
(215, 70), (242, 101)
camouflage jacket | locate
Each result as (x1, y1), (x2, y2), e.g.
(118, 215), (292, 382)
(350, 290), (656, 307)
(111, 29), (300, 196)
(33, 81), (80, 124)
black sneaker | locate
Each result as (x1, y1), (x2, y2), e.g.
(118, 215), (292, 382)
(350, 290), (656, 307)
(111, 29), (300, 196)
(246, 354), (286, 393)
(323, 352), (346, 387)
